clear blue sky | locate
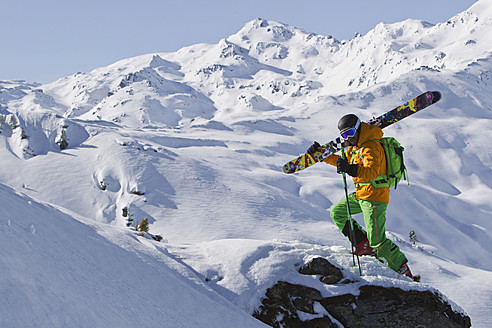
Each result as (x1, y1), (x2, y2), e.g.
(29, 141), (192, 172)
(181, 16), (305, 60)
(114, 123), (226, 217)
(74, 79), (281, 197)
(1, 0), (476, 84)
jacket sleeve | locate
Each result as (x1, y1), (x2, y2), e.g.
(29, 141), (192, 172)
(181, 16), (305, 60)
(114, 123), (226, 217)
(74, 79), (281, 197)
(322, 141), (384, 181)
(323, 153), (339, 166)
(354, 141), (385, 181)
(323, 148), (351, 166)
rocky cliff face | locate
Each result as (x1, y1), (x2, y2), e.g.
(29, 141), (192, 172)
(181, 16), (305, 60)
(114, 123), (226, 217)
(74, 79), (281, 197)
(254, 258), (471, 327)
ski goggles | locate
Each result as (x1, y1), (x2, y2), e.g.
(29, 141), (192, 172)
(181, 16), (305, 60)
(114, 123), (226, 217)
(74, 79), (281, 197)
(340, 118), (361, 140)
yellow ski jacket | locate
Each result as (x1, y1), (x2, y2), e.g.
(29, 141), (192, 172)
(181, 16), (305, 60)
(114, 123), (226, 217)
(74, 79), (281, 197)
(324, 122), (390, 203)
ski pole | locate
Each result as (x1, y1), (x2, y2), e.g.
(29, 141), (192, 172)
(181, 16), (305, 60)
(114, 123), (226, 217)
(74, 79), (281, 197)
(341, 147), (362, 276)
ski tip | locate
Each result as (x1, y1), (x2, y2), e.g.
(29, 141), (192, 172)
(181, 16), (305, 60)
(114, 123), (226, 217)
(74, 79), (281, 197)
(282, 164), (294, 174)
(430, 91), (442, 104)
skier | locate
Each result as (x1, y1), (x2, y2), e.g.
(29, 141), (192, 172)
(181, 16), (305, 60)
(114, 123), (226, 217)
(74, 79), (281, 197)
(307, 114), (413, 279)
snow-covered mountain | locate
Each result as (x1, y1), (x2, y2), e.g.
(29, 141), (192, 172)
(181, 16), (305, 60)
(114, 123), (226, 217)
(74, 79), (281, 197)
(1, 0), (491, 326)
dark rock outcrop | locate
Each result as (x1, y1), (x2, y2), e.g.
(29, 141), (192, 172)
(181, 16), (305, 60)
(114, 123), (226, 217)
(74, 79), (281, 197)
(253, 257), (471, 328)
(321, 285), (471, 328)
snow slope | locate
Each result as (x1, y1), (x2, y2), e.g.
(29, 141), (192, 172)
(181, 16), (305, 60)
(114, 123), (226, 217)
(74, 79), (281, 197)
(1, 0), (492, 326)
(0, 183), (267, 327)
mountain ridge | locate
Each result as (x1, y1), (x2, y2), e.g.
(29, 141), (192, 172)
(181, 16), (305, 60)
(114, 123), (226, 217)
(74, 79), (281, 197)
(31, 0), (490, 130)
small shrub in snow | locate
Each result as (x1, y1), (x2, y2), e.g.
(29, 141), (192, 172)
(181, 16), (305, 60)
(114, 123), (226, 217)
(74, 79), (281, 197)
(136, 217), (149, 233)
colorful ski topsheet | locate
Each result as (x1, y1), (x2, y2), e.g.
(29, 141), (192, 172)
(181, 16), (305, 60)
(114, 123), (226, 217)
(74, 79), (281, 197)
(283, 91), (442, 174)
(368, 91), (441, 129)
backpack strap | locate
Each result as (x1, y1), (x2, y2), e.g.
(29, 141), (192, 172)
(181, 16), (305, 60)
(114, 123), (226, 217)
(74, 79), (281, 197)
(355, 177), (390, 188)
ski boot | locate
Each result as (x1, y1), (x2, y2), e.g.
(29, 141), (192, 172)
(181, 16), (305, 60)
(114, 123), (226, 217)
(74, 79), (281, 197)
(353, 238), (377, 256)
(397, 263), (414, 280)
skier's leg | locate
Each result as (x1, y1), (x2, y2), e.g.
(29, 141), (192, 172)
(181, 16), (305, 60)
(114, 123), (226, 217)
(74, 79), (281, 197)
(360, 200), (407, 271)
(330, 192), (366, 246)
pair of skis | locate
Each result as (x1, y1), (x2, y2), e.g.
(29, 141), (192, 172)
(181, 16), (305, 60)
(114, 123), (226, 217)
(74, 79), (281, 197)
(282, 91), (442, 174)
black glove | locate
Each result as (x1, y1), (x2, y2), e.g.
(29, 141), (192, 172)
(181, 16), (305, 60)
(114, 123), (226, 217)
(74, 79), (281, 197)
(336, 157), (358, 177)
(307, 141), (321, 154)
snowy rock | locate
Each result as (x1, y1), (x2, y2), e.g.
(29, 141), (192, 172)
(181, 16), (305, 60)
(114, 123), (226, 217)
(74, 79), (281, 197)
(254, 281), (332, 327)
(298, 257), (344, 284)
(255, 258), (471, 328)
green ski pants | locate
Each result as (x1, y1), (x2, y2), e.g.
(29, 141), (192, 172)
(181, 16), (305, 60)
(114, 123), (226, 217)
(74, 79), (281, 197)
(330, 192), (407, 271)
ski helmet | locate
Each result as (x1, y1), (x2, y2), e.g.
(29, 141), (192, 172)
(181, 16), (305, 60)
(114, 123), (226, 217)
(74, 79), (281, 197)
(338, 114), (360, 132)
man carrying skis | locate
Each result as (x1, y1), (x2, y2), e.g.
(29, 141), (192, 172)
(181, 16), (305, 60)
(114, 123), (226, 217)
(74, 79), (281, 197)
(307, 114), (413, 279)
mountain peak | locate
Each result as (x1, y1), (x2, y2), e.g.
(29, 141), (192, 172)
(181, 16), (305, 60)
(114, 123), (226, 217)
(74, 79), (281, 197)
(227, 18), (322, 46)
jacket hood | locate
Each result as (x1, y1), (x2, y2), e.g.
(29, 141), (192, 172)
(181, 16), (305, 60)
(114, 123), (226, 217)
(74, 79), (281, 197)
(358, 122), (383, 147)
